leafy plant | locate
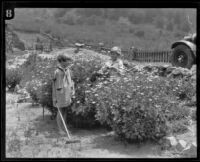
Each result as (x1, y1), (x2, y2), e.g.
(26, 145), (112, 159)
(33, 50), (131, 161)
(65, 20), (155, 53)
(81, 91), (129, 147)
(6, 67), (23, 91)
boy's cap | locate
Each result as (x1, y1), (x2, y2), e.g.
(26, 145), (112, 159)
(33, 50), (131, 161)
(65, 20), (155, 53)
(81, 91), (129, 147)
(111, 46), (121, 55)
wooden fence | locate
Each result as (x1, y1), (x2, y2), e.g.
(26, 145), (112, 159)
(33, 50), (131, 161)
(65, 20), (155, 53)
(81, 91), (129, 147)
(123, 50), (173, 63)
(84, 44), (173, 63)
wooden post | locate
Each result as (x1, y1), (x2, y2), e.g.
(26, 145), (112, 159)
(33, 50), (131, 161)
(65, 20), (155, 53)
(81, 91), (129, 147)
(43, 106), (44, 120)
(159, 52), (161, 62)
(153, 52), (154, 62)
(167, 51), (169, 63)
(163, 51), (165, 62)
(163, 52), (165, 62)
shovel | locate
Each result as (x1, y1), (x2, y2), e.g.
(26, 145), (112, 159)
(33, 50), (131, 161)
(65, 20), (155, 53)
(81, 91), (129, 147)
(56, 103), (81, 144)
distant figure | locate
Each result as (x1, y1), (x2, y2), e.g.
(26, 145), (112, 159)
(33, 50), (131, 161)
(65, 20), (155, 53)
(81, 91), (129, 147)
(52, 54), (75, 135)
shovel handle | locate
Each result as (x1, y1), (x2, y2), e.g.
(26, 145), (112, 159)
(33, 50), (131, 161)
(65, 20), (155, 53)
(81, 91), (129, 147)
(56, 104), (71, 139)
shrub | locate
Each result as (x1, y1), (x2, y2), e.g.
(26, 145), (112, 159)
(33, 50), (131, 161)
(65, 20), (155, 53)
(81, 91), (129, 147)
(22, 52), (38, 70)
(24, 56), (56, 106)
(93, 72), (191, 142)
(66, 59), (103, 128)
(21, 54), (103, 128)
(25, 80), (43, 104)
(6, 67), (23, 91)
(165, 77), (196, 101)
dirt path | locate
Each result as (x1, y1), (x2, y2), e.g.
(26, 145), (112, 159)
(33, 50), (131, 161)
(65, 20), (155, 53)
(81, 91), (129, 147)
(6, 93), (196, 158)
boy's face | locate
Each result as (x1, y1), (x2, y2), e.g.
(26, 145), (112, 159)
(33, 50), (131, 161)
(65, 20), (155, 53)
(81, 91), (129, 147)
(60, 60), (71, 68)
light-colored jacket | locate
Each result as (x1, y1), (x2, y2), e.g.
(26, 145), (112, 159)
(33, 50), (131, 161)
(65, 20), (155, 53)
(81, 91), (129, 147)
(52, 66), (75, 108)
(100, 59), (125, 74)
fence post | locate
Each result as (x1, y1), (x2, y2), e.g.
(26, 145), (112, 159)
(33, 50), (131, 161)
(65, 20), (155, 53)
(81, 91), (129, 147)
(164, 52), (166, 62)
(167, 51), (169, 63)
(159, 52), (161, 62)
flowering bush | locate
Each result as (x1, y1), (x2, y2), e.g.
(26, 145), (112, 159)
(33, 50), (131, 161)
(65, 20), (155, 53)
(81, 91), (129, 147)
(66, 59), (103, 128)
(21, 53), (103, 127)
(25, 80), (41, 104)
(164, 77), (196, 101)
(6, 67), (23, 91)
(21, 54), (57, 107)
(91, 71), (191, 142)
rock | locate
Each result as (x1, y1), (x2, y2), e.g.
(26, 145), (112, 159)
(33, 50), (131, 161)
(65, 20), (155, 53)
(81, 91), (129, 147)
(167, 67), (192, 78)
(166, 66), (176, 73)
(190, 65), (196, 74)
(176, 140), (187, 152)
(182, 142), (197, 157)
(164, 136), (178, 148)
(143, 65), (153, 72)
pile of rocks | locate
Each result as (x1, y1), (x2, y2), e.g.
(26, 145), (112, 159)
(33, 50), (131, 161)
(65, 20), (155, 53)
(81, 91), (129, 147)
(160, 136), (197, 157)
(128, 64), (196, 80)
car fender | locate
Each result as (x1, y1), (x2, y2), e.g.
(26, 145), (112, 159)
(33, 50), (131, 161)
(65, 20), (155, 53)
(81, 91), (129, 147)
(171, 40), (196, 54)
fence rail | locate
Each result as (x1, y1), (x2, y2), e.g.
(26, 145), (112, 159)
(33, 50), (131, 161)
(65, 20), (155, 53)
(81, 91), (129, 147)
(130, 50), (173, 63)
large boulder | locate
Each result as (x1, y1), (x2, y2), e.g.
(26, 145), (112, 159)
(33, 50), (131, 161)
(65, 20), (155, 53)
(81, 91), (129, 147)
(176, 139), (187, 152)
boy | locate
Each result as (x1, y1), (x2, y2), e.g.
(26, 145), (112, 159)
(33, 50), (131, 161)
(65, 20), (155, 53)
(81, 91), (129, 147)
(100, 46), (125, 74)
(52, 54), (75, 135)
(90, 46), (125, 83)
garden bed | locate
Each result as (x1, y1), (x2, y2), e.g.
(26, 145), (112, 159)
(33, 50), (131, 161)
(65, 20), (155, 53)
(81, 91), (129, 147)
(6, 47), (197, 158)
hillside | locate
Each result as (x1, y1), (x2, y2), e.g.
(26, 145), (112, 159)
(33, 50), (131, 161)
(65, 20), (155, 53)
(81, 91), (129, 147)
(7, 8), (196, 50)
